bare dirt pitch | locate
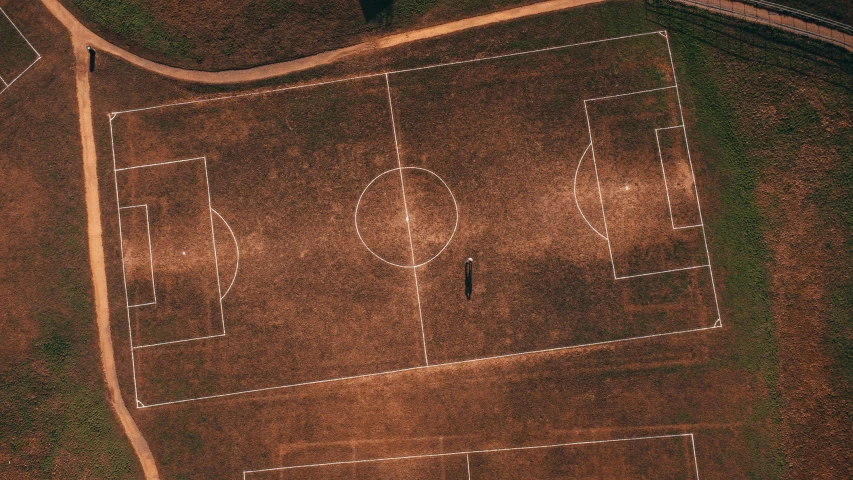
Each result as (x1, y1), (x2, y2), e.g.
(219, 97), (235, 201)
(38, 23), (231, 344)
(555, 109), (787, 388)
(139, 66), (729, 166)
(107, 30), (720, 417)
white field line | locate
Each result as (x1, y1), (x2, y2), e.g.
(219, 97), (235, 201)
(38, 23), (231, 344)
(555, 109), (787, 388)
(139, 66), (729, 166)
(113, 156), (205, 172)
(111, 31), (666, 116)
(691, 433), (701, 480)
(144, 205), (156, 303)
(109, 115), (141, 405)
(243, 433), (697, 476)
(615, 264), (709, 281)
(128, 301), (156, 308)
(655, 125), (704, 229)
(354, 167), (459, 269)
(582, 102), (617, 279)
(0, 7), (41, 94)
(655, 127), (679, 230)
(0, 7), (40, 57)
(573, 143), (608, 240)
(136, 323), (720, 408)
(114, 156), (227, 335)
(117, 204), (158, 307)
(1, 54), (41, 90)
(203, 158), (226, 334)
(386, 73), (429, 366)
(211, 208), (240, 300)
(584, 84), (713, 282)
(663, 33), (723, 325)
(133, 333), (226, 350)
(466, 453), (472, 479)
(0, 74), (7, 87)
(584, 85), (676, 103)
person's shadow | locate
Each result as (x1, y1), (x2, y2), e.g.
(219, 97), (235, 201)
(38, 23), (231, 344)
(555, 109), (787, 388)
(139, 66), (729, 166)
(359, 0), (393, 21)
(465, 259), (473, 300)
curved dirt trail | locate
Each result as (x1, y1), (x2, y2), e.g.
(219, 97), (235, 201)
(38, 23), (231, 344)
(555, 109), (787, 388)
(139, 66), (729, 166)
(46, 7), (162, 480)
(72, 36), (162, 480)
(40, 0), (607, 84)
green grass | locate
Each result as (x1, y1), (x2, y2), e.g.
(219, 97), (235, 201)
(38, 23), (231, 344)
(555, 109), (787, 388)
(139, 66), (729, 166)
(672, 32), (784, 479)
(1, 49), (141, 474)
(69, 0), (193, 59)
(811, 99), (853, 400)
(657, 1), (853, 474)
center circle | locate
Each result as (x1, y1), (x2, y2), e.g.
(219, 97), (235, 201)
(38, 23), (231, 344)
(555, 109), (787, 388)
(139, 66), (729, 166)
(355, 167), (458, 268)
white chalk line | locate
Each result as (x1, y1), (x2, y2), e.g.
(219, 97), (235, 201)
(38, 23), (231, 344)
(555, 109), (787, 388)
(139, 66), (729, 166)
(109, 115), (141, 406)
(136, 323), (721, 408)
(584, 85), (676, 103)
(655, 126), (679, 230)
(583, 102), (617, 279)
(663, 33), (723, 325)
(133, 333), (227, 350)
(354, 166), (458, 269)
(691, 433), (701, 480)
(386, 73), (429, 366)
(242, 432), (700, 476)
(128, 301), (156, 308)
(573, 143), (608, 240)
(466, 453), (472, 480)
(0, 7), (41, 95)
(118, 204), (158, 306)
(111, 30), (666, 116)
(655, 125), (703, 230)
(615, 264), (709, 281)
(211, 208), (240, 300)
(113, 156), (205, 172)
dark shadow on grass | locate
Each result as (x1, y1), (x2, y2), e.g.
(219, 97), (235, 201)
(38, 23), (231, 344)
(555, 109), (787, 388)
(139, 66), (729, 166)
(644, 0), (853, 93)
(359, 0), (393, 22)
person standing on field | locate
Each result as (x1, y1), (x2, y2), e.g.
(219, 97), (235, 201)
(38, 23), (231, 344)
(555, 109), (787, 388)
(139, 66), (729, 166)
(465, 258), (473, 300)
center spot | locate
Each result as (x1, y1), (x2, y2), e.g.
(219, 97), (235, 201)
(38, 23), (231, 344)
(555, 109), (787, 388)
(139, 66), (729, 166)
(355, 167), (457, 268)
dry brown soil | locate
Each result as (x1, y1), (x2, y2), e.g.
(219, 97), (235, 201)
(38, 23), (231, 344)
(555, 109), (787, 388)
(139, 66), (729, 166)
(103, 32), (718, 408)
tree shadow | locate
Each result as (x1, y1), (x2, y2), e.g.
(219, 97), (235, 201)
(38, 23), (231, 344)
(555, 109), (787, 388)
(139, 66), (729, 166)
(359, 0), (393, 22)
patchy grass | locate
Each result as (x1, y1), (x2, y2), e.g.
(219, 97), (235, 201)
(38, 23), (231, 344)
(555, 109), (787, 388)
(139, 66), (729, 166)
(68, 0), (193, 59)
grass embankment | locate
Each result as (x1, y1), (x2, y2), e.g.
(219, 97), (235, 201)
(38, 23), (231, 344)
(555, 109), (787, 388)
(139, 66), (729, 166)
(67, 0), (193, 59)
(0, 2), (142, 478)
(656, 1), (853, 474)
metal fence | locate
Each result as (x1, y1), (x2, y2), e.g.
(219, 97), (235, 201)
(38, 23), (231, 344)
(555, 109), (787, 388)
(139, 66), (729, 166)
(664, 0), (853, 50)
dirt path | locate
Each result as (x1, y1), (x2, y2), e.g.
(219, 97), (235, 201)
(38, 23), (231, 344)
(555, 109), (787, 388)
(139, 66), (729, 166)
(55, 12), (162, 480)
(40, 0), (609, 84)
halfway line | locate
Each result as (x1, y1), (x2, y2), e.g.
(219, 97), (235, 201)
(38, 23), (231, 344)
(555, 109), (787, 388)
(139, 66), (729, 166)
(385, 73), (429, 366)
